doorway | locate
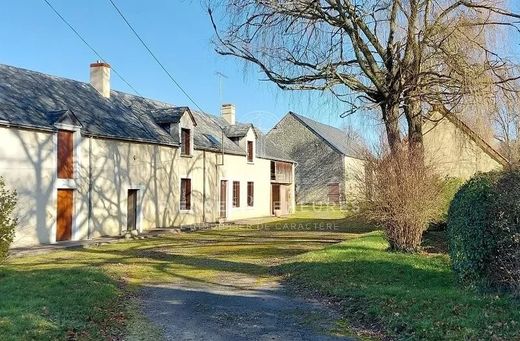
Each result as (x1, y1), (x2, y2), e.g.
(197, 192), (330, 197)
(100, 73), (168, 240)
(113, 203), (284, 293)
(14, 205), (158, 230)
(220, 180), (228, 219)
(271, 184), (280, 215)
(127, 189), (138, 231)
(56, 189), (73, 241)
(327, 183), (340, 204)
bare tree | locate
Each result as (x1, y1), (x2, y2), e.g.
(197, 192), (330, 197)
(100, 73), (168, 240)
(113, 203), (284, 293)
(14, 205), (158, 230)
(208, 0), (520, 157)
(493, 88), (520, 165)
(208, 0), (520, 251)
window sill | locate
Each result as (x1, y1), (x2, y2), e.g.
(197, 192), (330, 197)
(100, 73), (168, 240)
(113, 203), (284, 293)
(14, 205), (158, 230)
(181, 154), (193, 158)
(247, 161), (255, 165)
(179, 209), (193, 214)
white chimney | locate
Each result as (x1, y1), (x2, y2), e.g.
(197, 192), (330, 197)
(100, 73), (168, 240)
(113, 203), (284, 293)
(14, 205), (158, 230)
(90, 61), (111, 98)
(221, 103), (235, 125)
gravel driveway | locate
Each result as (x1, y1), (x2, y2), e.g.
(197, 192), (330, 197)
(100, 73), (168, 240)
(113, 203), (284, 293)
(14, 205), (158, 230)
(139, 280), (355, 341)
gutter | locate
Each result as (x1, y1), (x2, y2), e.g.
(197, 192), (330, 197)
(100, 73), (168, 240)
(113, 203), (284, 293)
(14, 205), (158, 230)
(87, 136), (93, 239)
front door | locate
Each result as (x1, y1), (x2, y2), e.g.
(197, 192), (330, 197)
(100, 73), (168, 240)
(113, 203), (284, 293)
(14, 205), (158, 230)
(220, 180), (227, 219)
(56, 189), (73, 241)
(127, 189), (138, 231)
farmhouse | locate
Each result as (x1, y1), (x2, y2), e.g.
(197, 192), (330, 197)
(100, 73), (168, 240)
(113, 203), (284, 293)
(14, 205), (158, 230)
(267, 110), (507, 204)
(0, 63), (295, 247)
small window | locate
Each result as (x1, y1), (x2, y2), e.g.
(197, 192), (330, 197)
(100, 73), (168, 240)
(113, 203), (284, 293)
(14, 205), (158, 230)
(57, 130), (74, 179)
(232, 181), (240, 207)
(204, 133), (220, 147)
(180, 178), (191, 210)
(247, 182), (254, 207)
(181, 128), (191, 156)
(230, 137), (240, 145)
(247, 141), (254, 162)
(158, 123), (170, 133)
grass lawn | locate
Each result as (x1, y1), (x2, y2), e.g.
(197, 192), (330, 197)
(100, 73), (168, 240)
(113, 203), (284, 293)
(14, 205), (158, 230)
(1, 206), (518, 340)
(278, 231), (520, 340)
(0, 207), (366, 340)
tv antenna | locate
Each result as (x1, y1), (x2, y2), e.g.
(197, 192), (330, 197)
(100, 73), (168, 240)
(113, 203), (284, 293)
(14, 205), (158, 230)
(215, 71), (228, 104)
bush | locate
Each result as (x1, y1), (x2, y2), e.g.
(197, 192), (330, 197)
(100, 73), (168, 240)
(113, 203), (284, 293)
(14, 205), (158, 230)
(363, 152), (445, 252)
(487, 171), (520, 294)
(447, 171), (520, 294)
(447, 172), (498, 288)
(0, 176), (17, 262)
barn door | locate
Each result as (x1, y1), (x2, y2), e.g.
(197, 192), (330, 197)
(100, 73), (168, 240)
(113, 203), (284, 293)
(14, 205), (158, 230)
(56, 189), (73, 241)
(327, 183), (340, 204)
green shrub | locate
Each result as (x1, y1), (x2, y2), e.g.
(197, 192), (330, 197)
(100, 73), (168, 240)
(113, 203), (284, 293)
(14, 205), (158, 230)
(430, 177), (464, 231)
(0, 176), (17, 262)
(447, 172), (498, 288)
(447, 171), (520, 294)
(487, 171), (520, 294)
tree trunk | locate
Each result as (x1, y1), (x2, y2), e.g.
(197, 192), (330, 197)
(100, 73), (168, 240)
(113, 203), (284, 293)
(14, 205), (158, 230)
(404, 94), (424, 162)
(381, 101), (402, 156)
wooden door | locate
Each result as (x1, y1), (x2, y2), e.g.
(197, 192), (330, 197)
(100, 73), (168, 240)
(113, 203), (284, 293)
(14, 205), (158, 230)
(56, 189), (73, 241)
(271, 184), (280, 215)
(328, 183), (340, 204)
(220, 180), (227, 218)
(127, 189), (138, 231)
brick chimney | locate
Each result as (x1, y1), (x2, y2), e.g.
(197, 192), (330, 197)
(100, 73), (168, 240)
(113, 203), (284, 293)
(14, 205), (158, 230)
(221, 104), (235, 125)
(90, 61), (111, 98)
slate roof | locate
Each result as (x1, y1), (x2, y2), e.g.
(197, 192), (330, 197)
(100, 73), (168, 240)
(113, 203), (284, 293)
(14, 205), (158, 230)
(285, 112), (364, 159)
(223, 123), (254, 138)
(0, 63), (293, 162)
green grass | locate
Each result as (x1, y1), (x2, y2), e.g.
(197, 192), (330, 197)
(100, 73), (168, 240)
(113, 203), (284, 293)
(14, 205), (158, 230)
(0, 209), (368, 340)
(277, 232), (520, 340)
(1, 207), (518, 340)
(0, 267), (122, 340)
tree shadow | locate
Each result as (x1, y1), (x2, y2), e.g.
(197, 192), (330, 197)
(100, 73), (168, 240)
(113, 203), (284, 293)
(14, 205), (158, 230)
(0, 266), (122, 340)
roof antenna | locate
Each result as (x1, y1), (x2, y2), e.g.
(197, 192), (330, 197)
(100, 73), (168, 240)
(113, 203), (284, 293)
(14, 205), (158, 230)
(215, 71), (228, 105)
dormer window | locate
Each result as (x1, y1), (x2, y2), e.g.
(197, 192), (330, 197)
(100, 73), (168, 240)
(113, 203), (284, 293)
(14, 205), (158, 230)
(230, 137), (240, 145)
(181, 128), (191, 156)
(247, 141), (254, 163)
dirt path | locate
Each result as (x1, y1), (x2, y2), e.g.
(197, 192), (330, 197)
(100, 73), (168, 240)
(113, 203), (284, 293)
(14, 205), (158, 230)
(139, 279), (354, 341)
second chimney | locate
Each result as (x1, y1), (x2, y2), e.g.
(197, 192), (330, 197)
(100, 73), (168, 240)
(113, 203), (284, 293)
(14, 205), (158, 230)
(221, 104), (235, 125)
(90, 61), (111, 98)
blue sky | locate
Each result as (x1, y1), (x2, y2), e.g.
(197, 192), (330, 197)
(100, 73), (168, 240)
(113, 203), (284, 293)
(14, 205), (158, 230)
(0, 0), (368, 133)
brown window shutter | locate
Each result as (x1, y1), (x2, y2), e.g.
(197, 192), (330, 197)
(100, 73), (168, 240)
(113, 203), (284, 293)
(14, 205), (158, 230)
(181, 178), (192, 210)
(181, 128), (191, 156)
(233, 181), (240, 207)
(247, 141), (253, 162)
(247, 182), (254, 207)
(57, 130), (74, 179)
(186, 179), (191, 210)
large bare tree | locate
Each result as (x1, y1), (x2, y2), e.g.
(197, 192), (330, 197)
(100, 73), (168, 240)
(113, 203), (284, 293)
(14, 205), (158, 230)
(208, 0), (520, 156)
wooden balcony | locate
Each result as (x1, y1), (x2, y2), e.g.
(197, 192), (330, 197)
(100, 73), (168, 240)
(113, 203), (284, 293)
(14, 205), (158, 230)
(271, 161), (293, 183)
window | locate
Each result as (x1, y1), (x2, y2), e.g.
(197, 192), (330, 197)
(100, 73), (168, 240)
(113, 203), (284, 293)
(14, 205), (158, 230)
(247, 141), (254, 162)
(57, 130), (74, 179)
(230, 137), (240, 145)
(181, 128), (191, 156)
(158, 123), (170, 133)
(180, 178), (191, 210)
(247, 182), (254, 207)
(232, 181), (240, 207)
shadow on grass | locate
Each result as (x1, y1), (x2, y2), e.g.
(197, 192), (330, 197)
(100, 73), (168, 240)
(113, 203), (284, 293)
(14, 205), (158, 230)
(274, 235), (520, 340)
(0, 266), (122, 340)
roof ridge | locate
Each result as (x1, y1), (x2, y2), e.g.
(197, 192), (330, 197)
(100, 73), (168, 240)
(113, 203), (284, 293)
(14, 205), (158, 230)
(434, 106), (509, 167)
